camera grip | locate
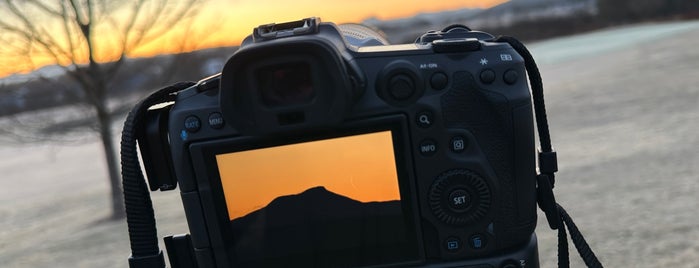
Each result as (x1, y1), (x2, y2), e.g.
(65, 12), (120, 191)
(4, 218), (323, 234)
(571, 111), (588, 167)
(441, 71), (536, 248)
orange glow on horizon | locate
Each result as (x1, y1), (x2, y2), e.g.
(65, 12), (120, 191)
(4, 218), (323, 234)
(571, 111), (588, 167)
(188, 0), (507, 50)
(216, 131), (400, 220)
(0, 0), (507, 78)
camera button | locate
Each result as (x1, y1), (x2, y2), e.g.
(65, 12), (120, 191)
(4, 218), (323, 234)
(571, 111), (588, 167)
(469, 234), (487, 249)
(445, 237), (462, 252)
(480, 69), (496, 84)
(184, 116), (201, 133)
(416, 110), (434, 128)
(450, 136), (467, 153)
(504, 69), (518, 85)
(448, 189), (471, 212)
(418, 139), (438, 156)
(430, 72), (448, 90)
(208, 112), (224, 129)
(388, 74), (415, 100)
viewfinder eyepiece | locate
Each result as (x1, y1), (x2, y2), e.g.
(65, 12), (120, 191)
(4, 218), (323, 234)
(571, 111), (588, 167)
(256, 61), (315, 107)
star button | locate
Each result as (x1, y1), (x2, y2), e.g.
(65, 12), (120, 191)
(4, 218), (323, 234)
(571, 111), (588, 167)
(479, 58), (488, 65)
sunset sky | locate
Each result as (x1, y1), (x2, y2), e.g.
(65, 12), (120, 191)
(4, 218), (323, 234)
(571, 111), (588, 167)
(199, 0), (506, 45)
(216, 131), (400, 220)
(0, 0), (506, 78)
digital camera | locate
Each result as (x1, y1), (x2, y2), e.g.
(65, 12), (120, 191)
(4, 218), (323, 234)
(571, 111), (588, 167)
(140, 17), (539, 268)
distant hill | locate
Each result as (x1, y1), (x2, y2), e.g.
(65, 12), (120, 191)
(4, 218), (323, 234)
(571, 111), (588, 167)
(229, 186), (416, 266)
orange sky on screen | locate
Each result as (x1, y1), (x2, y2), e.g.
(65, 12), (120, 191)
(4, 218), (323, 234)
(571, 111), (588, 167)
(0, 0), (506, 77)
(216, 131), (399, 220)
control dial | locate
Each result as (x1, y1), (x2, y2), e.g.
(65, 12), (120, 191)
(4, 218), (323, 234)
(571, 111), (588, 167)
(429, 169), (491, 225)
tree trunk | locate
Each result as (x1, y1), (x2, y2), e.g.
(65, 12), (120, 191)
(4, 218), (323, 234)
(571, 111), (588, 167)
(96, 105), (126, 220)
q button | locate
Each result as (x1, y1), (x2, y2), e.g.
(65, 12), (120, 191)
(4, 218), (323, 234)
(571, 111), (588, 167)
(416, 110), (434, 128)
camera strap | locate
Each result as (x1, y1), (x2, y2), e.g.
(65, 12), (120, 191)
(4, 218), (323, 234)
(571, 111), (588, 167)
(121, 81), (195, 268)
(494, 36), (603, 268)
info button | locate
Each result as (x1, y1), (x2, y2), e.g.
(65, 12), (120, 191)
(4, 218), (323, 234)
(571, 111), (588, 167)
(418, 139), (438, 156)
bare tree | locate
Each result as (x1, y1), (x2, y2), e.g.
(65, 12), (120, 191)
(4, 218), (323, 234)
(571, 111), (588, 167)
(0, 0), (202, 219)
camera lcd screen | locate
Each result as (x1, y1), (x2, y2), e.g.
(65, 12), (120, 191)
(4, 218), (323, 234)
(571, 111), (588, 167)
(215, 130), (420, 267)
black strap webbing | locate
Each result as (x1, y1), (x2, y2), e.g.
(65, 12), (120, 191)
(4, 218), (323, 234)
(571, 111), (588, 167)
(494, 36), (603, 268)
(121, 82), (195, 268)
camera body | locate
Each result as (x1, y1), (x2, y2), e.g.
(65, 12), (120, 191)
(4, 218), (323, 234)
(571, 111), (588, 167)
(146, 18), (539, 267)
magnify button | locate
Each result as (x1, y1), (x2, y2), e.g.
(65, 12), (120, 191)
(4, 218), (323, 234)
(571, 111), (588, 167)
(416, 110), (434, 128)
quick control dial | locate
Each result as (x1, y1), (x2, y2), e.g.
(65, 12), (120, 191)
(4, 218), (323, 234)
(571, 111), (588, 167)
(429, 169), (491, 226)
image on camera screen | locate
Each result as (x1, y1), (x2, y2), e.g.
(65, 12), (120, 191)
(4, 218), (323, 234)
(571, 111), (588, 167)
(215, 131), (420, 266)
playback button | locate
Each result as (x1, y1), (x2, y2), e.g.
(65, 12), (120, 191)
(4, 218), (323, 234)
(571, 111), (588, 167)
(445, 237), (462, 252)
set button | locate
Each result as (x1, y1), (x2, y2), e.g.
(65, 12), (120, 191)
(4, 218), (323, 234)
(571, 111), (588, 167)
(447, 189), (471, 212)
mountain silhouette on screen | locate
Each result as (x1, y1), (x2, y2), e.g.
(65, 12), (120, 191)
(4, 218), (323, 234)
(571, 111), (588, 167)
(230, 186), (417, 267)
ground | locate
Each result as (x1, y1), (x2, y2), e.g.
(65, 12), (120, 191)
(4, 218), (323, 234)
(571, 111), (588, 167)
(1, 20), (698, 267)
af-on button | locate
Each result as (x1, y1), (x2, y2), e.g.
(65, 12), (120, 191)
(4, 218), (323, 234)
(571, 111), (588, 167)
(430, 72), (448, 90)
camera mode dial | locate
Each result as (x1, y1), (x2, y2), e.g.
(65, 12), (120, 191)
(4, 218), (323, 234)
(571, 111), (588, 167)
(429, 169), (491, 226)
(416, 24), (495, 44)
